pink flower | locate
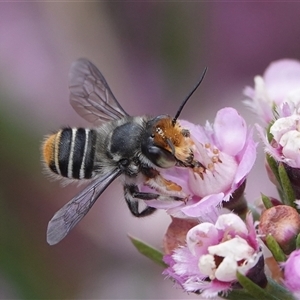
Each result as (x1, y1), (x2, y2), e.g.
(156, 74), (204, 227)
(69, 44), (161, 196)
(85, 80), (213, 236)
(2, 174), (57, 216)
(257, 114), (300, 168)
(282, 249), (300, 298)
(249, 60), (300, 169)
(163, 213), (264, 298)
(144, 107), (256, 219)
(244, 59), (300, 124)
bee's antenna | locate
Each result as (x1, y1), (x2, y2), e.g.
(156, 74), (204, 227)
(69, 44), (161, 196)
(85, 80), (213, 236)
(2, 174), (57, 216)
(172, 67), (208, 126)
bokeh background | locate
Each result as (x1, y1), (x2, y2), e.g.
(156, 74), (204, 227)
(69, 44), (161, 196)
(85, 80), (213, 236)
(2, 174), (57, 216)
(1, 2), (300, 299)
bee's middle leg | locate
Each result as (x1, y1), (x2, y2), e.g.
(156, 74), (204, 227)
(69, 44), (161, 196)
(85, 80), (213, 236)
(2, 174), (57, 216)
(124, 184), (157, 217)
(124, 184), (182, 217)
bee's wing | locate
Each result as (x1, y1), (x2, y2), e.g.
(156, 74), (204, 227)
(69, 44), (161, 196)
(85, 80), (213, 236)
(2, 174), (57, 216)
(47, 168), (122, 245)
(69, 58), (129, 125)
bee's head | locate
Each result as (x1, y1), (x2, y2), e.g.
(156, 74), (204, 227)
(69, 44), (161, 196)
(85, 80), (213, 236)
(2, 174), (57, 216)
(141, 67), (207, 169)
(141, 115), (176, 168)
(141, 115), (192, 168)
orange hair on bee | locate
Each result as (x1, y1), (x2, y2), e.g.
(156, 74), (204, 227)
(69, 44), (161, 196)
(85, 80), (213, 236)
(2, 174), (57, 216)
(43, 133), (58, 166)
(153, 118), (193, 164)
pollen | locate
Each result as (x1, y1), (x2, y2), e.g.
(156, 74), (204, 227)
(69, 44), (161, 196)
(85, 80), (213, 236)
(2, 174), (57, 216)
(161, 177), (182, 192)
(43, 134), (56, 165)
(145, 174), (182, 193)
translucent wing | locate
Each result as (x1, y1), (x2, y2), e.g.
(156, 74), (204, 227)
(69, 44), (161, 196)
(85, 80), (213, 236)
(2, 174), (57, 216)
(47, 168), (122, 245)
(69, 58), (129, 125)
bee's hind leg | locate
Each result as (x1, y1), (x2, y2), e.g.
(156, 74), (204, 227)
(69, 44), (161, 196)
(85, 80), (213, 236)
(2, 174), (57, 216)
(124, 184), (182, 217)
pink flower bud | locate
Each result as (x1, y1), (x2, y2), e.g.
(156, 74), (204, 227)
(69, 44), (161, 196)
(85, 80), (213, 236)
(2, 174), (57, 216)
(259, 205), (300, 254)
(163, 217), (199, 255)
(282, 249), (300, 298)
(244, 59), (300, 124)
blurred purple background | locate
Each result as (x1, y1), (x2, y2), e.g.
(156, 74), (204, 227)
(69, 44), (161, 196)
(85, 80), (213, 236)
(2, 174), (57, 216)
(1, 3), (300, 299)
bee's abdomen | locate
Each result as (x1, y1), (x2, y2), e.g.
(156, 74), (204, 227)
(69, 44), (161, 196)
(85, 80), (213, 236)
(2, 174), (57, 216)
(43, 128), (96, 179)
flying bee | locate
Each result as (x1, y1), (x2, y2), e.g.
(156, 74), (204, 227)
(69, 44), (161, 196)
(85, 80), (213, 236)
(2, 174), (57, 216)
(43, 58), (207, 245)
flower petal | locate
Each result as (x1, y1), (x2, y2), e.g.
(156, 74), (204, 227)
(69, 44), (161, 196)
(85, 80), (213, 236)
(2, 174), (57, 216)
(181, 193), (224, 218)
(234, 129), (257, 185)
(186, 223), (219, 256)
(283, 249), (300, 294)
(264, 59), (300, 102)
(214, 107), (247, 156)
(215, 213), (248, 234)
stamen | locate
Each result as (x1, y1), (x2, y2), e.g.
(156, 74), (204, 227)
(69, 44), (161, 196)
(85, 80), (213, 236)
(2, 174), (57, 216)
(213, 148), (219, 155)
(211, 156), (219, 163)
(193, 166), (206, 179)
(207, 163), (214, 171)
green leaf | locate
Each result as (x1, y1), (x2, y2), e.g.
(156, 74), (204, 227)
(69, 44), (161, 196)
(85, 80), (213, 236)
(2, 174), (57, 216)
(276, 187), (285, 204)
(128, 235), (167, 267)
(278, 163), (296, 207)
(224, 289), (257, 300)
(296, 233), (300, 249)
(266, 277), (295, 300)
(266, 234), (286, 262)
(236, 272), (279, 300)
(261, 193), (273, 209)
(266, 154), (281, 188)
(266, 121), (275, 143)
(225, 276), (295, 300)
(247, 204), (261, 222)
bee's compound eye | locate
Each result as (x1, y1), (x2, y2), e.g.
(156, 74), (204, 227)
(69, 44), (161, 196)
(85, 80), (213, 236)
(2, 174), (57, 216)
(144, 145), (176, 168)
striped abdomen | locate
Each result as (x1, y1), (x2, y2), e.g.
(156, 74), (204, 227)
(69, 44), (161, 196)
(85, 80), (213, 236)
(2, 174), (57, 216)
(43, 128), (96, 179)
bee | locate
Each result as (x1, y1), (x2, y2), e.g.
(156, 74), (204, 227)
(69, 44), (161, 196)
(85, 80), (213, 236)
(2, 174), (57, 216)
(43, 58), (207, 245)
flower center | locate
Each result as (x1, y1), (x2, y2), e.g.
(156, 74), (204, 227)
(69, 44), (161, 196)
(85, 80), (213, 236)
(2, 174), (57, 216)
(189, 143), (238, 197)
(198, 237), (255, 282)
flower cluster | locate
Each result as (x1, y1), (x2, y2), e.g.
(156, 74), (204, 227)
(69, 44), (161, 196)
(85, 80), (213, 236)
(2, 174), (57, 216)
(244, 59), (300, 125)
(245, 59), (300, 169)
(130, 58), (300, 300)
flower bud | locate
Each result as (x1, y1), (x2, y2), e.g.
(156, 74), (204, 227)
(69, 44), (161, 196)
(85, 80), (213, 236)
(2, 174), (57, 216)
(244, 59), (300, 124)
(282, 249), (300, 299)
(163, 217), (199, 255)
(259, 205), (300, 254)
